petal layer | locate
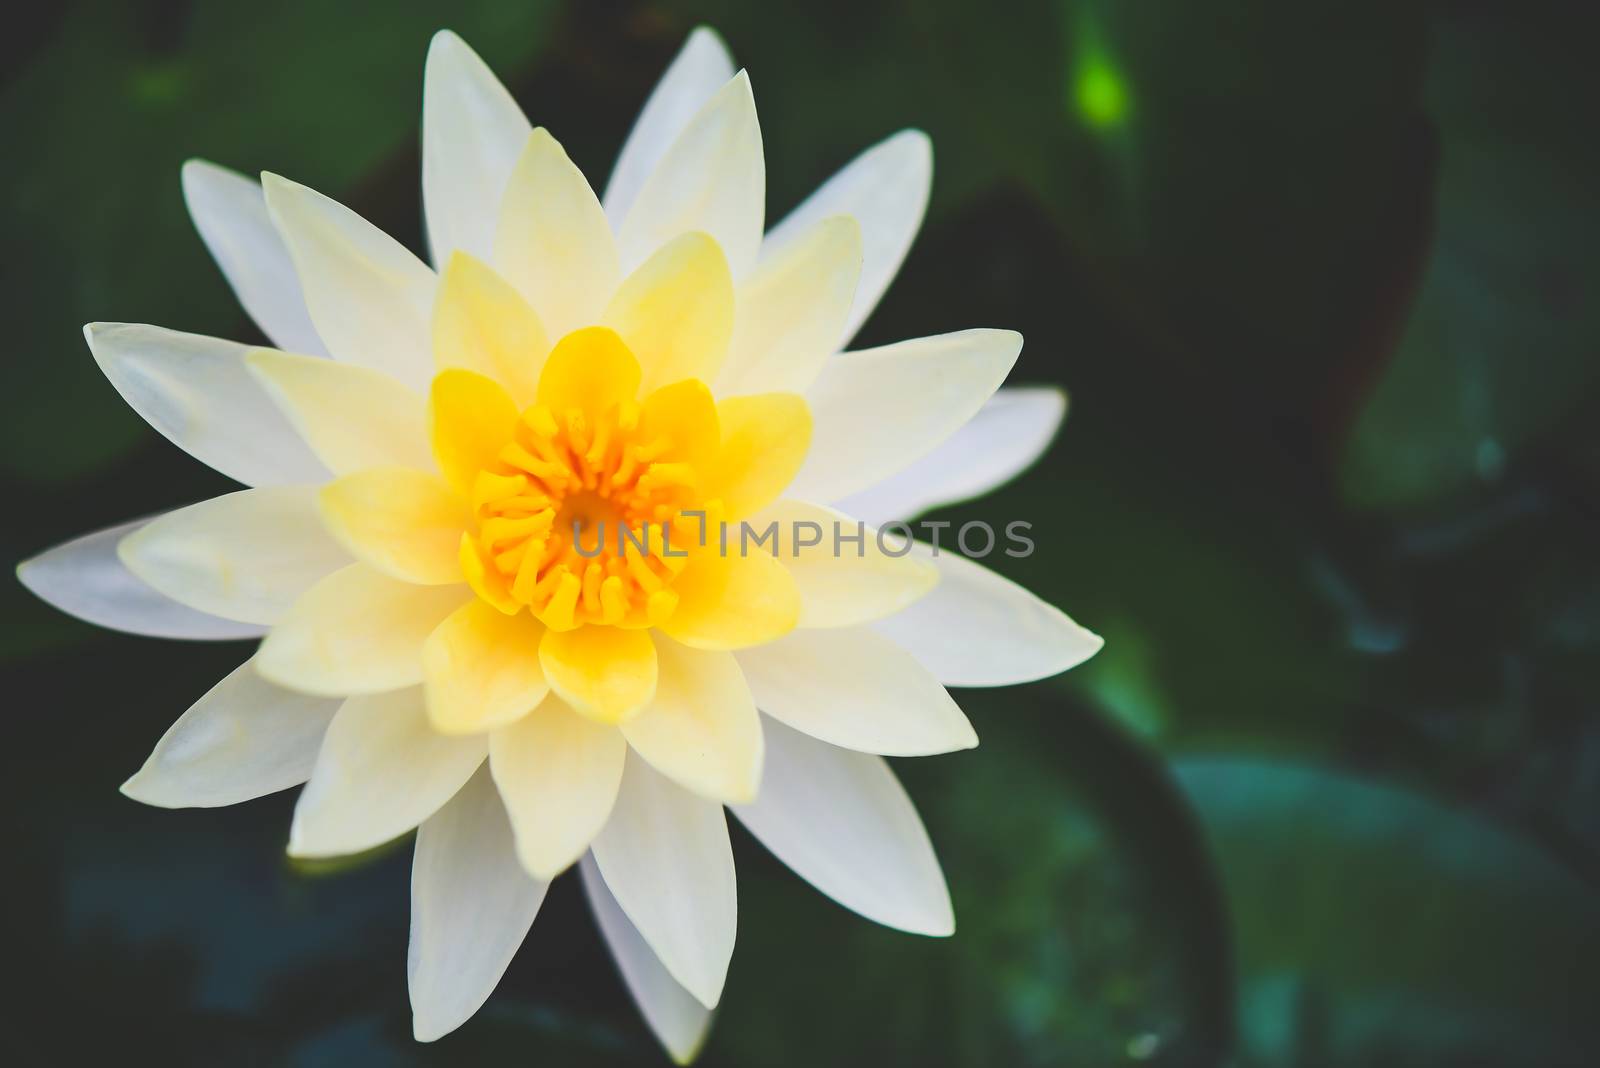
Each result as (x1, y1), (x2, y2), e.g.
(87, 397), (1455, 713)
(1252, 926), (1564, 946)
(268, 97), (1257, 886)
(320, 468), (467, 585)
(121, 658), (339, 808)
(874, 548), (1104, 686)
(17, 518), (264, 641)
(604, 26), (734, 229)
(422, 31), (532, 266)
(580, 855), (712, 1065)
(748, 499), (938, 628)
(791, 328), (1021, 502)
(247, 350), (433, 474)
(616, 71), (764, 278)
(489, 696), (626, 879)
(710, 393), (811, 520)
(539, 626), (659, 724)
(590, 751), (737, 1009)
(761, 129), (931, 344)
(735, 626), (976, 756)
(495, 128), (619, 340)
(256, 564), (470, 696)
(262, 174), (437, 389)
(834, 387), (1065, 525)
(622, 638), (763, 803)
(603, 232), (734, 393)
(118, 487), (350, 625)
(718, 214), (861, 395)
(732, 716), (953, 935)
(410, 764), (547, 1042)
(657, 550), (799, 651)
(182, 160), (326, 356)
(86, 323), (327, 487)
(432, 251), (547, 407)
(424, 601), (549, 734)
(290, 687), (487, 857)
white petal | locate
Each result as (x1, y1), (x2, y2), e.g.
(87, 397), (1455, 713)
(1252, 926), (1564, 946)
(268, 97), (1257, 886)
(181, 160), (327, 356)
(289, 688), (487, 858)
(603, 26), (734, 231)
(834, 387), (1065, 525)
(423, 30), (532, 266)
(580, 855), (712, 1064)
(262, 173), (437, 390)
(616, 71), (764, 278)
(791, 329), (1022, 503)
(590, 751), (736, 1009)
(489, 696), (626, 880)
(731, 717), (952, 935)
(716, 214), (862, 396)
(493, 128), (620, 340)
(761, 130), (931, 345)
(410, 764), (548, 1042)
(121, 658), (339, 808)
(85, 323), (329, 487)
(875, 547), (1103, 686)
(735, 626), (976, 756)
(17, 518), (264, 641)
(117, 486), (351, 625)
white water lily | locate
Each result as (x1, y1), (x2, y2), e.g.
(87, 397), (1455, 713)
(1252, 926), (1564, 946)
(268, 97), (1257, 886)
(18, 26), (1102, 1060)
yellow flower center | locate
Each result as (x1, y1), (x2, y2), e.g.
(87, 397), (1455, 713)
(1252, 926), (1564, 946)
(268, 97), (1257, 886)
(469, 393), (697, 631)
(450, 325), (733, 634)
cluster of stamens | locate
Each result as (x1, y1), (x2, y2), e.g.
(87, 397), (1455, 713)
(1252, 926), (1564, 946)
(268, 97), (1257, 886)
(467, 398), (703, 630)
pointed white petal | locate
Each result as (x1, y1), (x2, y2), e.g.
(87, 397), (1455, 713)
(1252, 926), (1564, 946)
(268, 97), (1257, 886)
(117, 487), (350, 625)
(616, 71), (764, 278)
(410, 764), (548, 1042)
(762, 130), (931, 344)
(489, 696), (626, 880)
(603, 26), (735, 230)
(17, 518), (264, 641)
(494, 128), (620, 339)
(735, 626), (975, 756)
(875, 547), (1103, 686)
(121, 658), (339, 808)
(85, 323), (329, 487)
(791, 329), (1021, 503)
(262, 173), (437, 389)
(590, 751), (736, 1009)
(580, 855), (712, 1064)
(289, 688), (487, 858)
(621, 639), (763, 804)
(423, 30), (532, 266)
(732, 717), (953, 935)
(717, 215), (862, 396)
(181, 160), (327, 355)
(833, 387), (1065, 525)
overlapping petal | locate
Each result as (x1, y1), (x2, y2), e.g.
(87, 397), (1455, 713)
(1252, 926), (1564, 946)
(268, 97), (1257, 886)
(874, 547), (1104, 686)
(86, 323), (328, 487)
(424, 601), (550, 734)
(791, 328), (1022, 502)
(410, 764), (547, 1042)
(181, 160), (327, 356)
(17, 518), (265, 641)
(735, 626), (976, 756)
(247, 350), (433, 473)
(422, 31), (532, 266)
(732, 717), (953, 935)
(118, 487), (351, 625)
(616, 71), (764, 278)
(590, 751), (737, 1009)
(289, 687), (487, 858)
(121, 658), (339, 808)
(262, 174), (437, 389)
(603, 232), (735, 392)
(490, 696), (626, 879)
(256, 564), (470, 696)
(432, 251), (547, 407)
(622, 638), (763, 803)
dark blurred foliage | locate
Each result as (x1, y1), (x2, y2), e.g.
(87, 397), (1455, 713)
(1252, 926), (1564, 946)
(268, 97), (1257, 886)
(4, 0), (1600, 1064)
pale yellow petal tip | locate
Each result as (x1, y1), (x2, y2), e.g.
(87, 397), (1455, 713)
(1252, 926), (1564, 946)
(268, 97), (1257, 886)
(118, 769), (171, 808)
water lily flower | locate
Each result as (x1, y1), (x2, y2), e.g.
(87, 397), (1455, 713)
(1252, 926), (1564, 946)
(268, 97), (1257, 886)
(18, 26), (1102, 1061)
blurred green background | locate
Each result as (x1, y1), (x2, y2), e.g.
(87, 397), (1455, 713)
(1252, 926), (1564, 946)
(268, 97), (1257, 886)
(5, 0), (1600, 1064)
